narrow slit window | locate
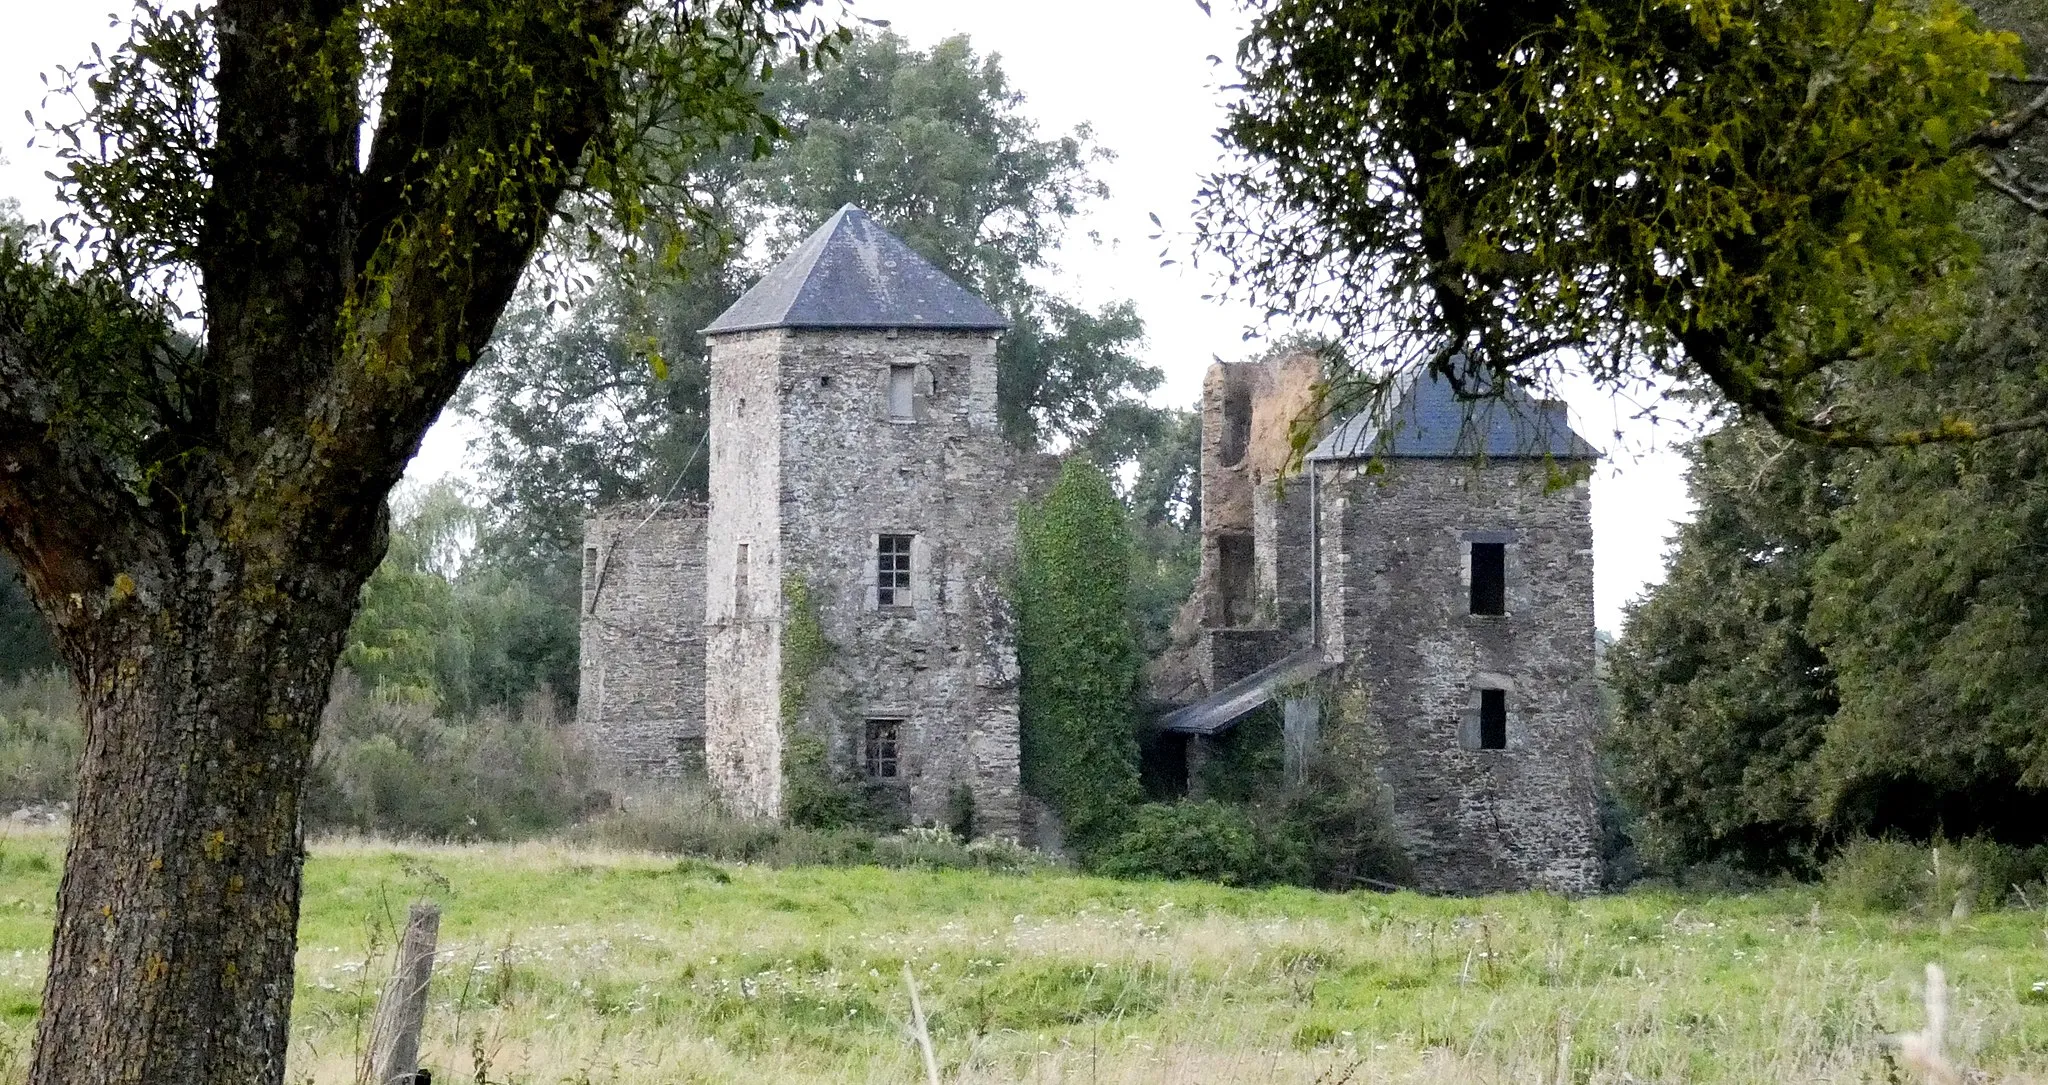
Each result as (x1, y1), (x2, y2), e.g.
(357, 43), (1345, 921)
(888, 365), (917, 420)
(877, 534), (914, 607)
(581, 546), (600, 602)
(1470, 542), (1506, 615)
(1479, 688), (1507, 750)
(864, 718), (902, 779)
(734, 543), (750, 613)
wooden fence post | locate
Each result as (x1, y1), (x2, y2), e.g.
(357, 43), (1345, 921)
(363, 901), (441, 1085)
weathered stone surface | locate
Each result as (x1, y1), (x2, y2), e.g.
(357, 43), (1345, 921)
(574, 502), (707, 786)
(704, 325), (1025, 837)
(1315, 457), (1601, 894)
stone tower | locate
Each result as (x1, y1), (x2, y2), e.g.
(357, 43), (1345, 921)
(700, 205), (1024, 835)
(1308, 369), (1602, 892)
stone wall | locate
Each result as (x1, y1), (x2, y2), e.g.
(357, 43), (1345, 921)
(575, 503), (707, 786)
(1315, 457), (1600, 893)
(705, 326), (1024, 837)
(705, 329), (786, 819)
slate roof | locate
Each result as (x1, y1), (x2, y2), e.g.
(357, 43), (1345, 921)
(1157, 648), (1336, 736)
(1307, 364), (1599, 462)
(704, 205), (1010, 335)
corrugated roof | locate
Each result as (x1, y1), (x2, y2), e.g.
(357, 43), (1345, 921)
(1157, 648), (1336, 736)
(704, 205), (1010, 335)
(1307, 364), (1599, 462)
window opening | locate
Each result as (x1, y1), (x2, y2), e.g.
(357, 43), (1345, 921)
(1479, 688), (1507, 750)
(864, 718), (902, 779)
(734, 543), (750, 614)
(888, 365), (917, 420)
(1218, 534), (1255, 626)
(1220, 383), (1253, 465)
(1470, 542), (1505, 615)
(877, 534), (914, 606)
(581, 546), (600, 611)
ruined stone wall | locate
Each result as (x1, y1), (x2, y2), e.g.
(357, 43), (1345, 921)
(575, 504), (706, 786)
(705, 329), (786, 819)
(705, 327), (1024, 836)
(1315, 457), (1600, 893)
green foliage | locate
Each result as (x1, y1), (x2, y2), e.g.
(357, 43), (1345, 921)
(1016, 460), (1145, 853)
(1092, 801), (1296, 887)
(343, 483), (576, 714)
(1605, 427), (1843, 873)
(571, 794), (1048, 874)
(0, 557), (55, 683)
(1823, 836), (2048, 914)
(303, 674), (599, 841)
(1201, 0), (2037, 445)
(0, 670), (80, 806)
(1611, 197), (2048, 875)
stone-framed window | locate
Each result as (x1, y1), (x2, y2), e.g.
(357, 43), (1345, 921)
(1460, 531), (1515, 616)
(876, 534), (915, 607)
(888, 364), (916, 420)
(581, 545), (600, 612)
(1217, 533), (1255, 626)
(864, 718), (903, 779)
(1459, 675), (1514, 751)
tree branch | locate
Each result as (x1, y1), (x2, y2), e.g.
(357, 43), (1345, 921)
(1965, 81), (2048, 149)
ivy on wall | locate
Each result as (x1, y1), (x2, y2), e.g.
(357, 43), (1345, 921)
(1016, 459), (1146, 854)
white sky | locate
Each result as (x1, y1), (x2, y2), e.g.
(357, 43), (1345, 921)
(0, 1), (1699, 632)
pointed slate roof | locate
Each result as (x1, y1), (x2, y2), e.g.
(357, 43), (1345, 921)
(704, 205), (1010, 335)
(1307, 362), (1600, 462)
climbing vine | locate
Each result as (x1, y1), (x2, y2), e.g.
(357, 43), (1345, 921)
(1016, 459), (1145, 854)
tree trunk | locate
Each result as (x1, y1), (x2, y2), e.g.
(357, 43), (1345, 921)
(27, 559), (363, 1084)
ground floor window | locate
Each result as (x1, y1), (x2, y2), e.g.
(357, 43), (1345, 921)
(864, 718), (903, 779)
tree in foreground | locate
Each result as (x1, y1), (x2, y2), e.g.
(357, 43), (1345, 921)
(1200, 0), (2048, 446)
(0, 1), (834, 1079)
(1016, 459), (1145, 854)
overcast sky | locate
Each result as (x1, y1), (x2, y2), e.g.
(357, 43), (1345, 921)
(0, 1), (1702, 632)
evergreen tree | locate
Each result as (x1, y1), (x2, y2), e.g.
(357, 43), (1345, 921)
(1017, 459), (1145, 852)
(1605, 427), (1843, 872)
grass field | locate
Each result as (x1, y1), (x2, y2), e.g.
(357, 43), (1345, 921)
(0, 829), (2039, 1083)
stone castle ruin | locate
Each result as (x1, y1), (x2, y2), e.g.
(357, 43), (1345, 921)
(576, 205), (1603, 892)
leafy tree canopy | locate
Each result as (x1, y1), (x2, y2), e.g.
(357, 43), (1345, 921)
(1200, 0), (2048, 447)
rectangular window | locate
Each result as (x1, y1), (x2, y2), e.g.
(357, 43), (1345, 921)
(581, 546), (600, 606)
(864, 718), (902, 779)
(876, 534), (914, 607)
(734, 543), (750, 613)
(1470, 542), (1506, 615)
(888, 364), (917, 420)
(1217, 533), (1255, 627)
(1479, 688), (1507, 750)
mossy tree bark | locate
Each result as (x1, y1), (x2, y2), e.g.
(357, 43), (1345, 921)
(0, 0), (670, 1078)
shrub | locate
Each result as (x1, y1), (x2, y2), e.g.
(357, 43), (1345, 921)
(572, 796), (1049, 873)
(0, 669), (80, 805)
(1091, 801), (1297, 886)
(1824, 835), (2048, 913)
(305, 672), (601, 840)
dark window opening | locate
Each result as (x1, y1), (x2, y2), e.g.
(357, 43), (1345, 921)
(1218, 534), (1255, 626)
(581, 546), (599, 597)
(1479, 688), (1507, 750)
(864, 718), (902, 779)
(1470, 542), (1505, 615)
(1220, 383), (1253, 466)
(877, 534), (914, 607)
